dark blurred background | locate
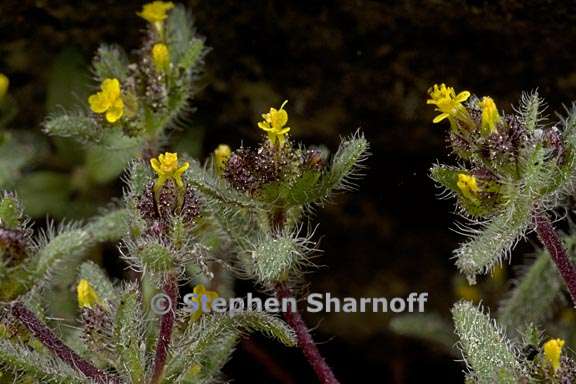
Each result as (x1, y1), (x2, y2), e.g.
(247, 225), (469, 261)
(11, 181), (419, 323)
(3, 1), (576, 382)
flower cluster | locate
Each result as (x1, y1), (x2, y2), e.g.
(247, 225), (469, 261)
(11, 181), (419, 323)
(426, 84), (569, 218)
(221, 100), (329, 197)
(84, 1), (179, 129)
(138, 1), (173, 73)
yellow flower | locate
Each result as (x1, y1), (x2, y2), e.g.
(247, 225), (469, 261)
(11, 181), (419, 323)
(480, 96), (500, 135)
(187, 364), (202, 376)
(77, 279), (102, 308)
(0, 73), (9, 101)
(455, 281), (481, 303)
(457, 173), (480, 202)
(88, 78), (124, 123)
(190, 284), (219, 321)
(150, 152), (190, 192)
(258, 100), (291, 147)
(214, 144), (231, 174)
(152, 43), (170, 73)
(137, 1), (174, 23)
(543, 338), (565, 373)
(427, 83), (471, 128)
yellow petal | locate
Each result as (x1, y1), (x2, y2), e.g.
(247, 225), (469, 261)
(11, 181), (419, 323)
(175, 162), (190, 176)
(455, 91), (471, 103)
(277, 127), (290, 135)
(152, 43), (170, 72)
(102, 78), (121, 100)
(187, 364), (202, 376)
(77, 279), (102, 308)
(88, 92), (110, 113)
(544, 338), (565, 372)
(258, 122), (273, 132)
(150, 158), (162, 174)
(194, 284), (207, 295)
(432, 113), (449, 123)
(0, 74), (9, 100)
(273, 109), (288, 127)
(137, 1), (175, 23)
(105, 97), (124, 123)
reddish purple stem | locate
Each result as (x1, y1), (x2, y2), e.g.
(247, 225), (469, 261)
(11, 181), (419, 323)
(11, 302), (119, 384)
(533, 212), (576, 305)
(275, 283), (340, 384)
(149, 274), (178, 384)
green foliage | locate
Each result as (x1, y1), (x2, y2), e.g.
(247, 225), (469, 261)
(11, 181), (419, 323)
(452, 301), (525, 384)
(389, 313), (456, 351)
(241, 230), (310, 283)
(429, 86), (576, 383)
(92, 45), (130, 82)
(43, 112), (103, 144)
(166, 5), (207, 70)
(454, 201), (531, 283)
(0, 2), (370, 383)
(0, 209), (129, 300)
(310, 131), (369, 206)
(112, 285), (146, 383)
(0, 341), (86, 384)
(0, 193), (23, 229)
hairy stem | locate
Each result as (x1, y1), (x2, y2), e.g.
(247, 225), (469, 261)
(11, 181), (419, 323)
(275, 283), (340, 384)
(533, 211), (576, 305)
(10, 301), (119, 384)
(270, 207), (339, 384)
(149, 273), (178, 384)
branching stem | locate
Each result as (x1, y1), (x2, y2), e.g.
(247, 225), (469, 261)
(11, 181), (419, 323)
(11, 301), (119, 384)
(533, 211), (576, 306)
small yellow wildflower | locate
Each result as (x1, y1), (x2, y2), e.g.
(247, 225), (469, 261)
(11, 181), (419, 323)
(187, 364), (202, 376)
(214, 144), (231, 174)
(190, 284), (218, 321)
(152, 43), (170, 73)
(480, 96), (500, 135)
(457, 173), (480, 202)
(455, 281), (481, 303)
(137, 1), (174, 23)
(150, 152), (190, 192)
(0, 73), (9, 101)
(77, 279), (102, 308)
(427, 83), (471, 128)
(543, 338), (565, 373)
(88, 78), (124, 123)
(258, 100), (291, 147)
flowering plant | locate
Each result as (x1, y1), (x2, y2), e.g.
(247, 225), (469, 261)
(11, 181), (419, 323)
(0, 2), (368, 384)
